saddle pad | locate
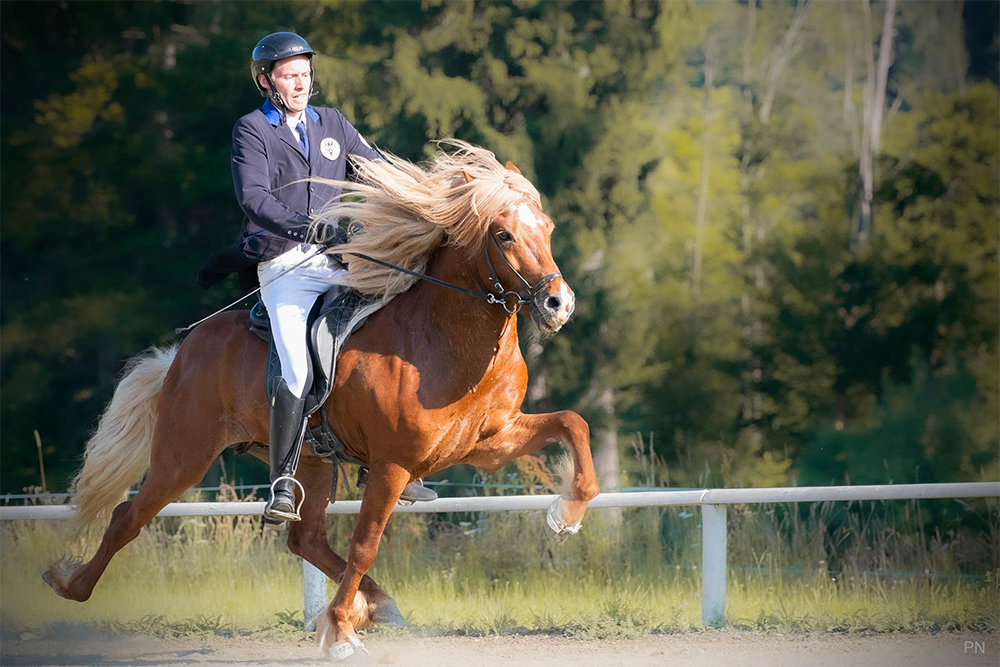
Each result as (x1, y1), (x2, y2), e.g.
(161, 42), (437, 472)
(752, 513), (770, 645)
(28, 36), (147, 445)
(249, 288), (374, 417)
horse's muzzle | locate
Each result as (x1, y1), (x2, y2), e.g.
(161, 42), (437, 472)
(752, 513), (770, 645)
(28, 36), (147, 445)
(531, 280), (575, 333)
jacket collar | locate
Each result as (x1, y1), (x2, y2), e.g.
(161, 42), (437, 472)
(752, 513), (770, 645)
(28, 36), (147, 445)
(262, 98), (321, 126)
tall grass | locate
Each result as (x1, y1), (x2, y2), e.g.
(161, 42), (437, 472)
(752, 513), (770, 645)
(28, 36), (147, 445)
(2, 475), (997, 639)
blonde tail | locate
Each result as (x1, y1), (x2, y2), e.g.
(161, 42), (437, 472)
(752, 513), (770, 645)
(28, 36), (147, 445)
(71, 345), (177, 533)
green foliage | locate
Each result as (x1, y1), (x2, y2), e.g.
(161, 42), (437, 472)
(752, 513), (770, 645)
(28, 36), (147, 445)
(565, 592), (660, 639)
(1, 1), (996, 495)
(802, 360), (994, 486)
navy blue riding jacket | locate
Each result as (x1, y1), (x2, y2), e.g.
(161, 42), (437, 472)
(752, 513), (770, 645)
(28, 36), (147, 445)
(198, 99), (380, 289)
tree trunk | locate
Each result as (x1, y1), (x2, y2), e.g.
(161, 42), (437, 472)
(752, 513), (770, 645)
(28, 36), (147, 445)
(759, 0), (811, 126)
(592, 385), (621, 528)
(691, 36), (716, 356)
(523, 326), (547, 410)
(593, 386), (620, 492)
(857, 0), (898, 248)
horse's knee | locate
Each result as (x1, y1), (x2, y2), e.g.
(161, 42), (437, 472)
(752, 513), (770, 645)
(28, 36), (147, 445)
(558, 410), (590, 442)
(349, 535), (380, 568)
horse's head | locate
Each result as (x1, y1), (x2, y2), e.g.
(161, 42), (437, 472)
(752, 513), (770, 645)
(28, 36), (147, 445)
(483, 172), (575, 333)
(311, 141), (576, 334)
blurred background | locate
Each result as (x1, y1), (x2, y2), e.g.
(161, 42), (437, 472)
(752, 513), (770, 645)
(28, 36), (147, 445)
(1, 0), (997, 498)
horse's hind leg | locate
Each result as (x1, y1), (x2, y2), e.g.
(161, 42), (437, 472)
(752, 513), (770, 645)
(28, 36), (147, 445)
(285, 457), (405, 627)
(46, 415), (225, 602)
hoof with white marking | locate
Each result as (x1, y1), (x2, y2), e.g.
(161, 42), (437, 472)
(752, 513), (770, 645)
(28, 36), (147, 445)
(326, 635), (366, 661)
(544, 497), (581, 543)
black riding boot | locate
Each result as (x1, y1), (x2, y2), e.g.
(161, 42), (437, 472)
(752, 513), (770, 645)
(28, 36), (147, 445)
(356, 467), (438, 503)
(264, 379), (307, 523)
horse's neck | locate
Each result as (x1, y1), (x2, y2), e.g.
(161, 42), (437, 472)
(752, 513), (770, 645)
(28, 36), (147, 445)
(420, 246), (521, 358)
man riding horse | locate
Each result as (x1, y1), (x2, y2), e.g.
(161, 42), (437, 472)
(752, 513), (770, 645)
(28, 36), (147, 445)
(198, 32), (435, 523)
(47, 117), (599, 662)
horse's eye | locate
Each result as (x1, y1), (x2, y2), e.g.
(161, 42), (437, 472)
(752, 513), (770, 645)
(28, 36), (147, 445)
(496, 230), (514, 243)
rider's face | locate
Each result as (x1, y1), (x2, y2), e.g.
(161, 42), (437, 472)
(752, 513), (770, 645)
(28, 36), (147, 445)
(261, 55), (312, 114)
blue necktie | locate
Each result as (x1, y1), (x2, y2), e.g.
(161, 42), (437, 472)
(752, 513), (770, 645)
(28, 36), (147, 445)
(295, 122), (309, 160)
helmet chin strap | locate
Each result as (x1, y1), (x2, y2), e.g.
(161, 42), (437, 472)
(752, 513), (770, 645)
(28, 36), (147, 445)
(260, 72), (288, 124)
(262, 67), (316, 125)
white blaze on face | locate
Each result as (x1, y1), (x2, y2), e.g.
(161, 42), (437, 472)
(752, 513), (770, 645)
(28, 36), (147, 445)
(516, 202), (542, 228)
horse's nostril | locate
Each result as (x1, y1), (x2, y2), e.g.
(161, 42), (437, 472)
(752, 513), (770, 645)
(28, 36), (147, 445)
(546, 296), (561, 311)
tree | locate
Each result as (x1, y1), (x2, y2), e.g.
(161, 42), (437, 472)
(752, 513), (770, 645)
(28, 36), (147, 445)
(0, 1), (314, 490)
(2, 0), (995, 496)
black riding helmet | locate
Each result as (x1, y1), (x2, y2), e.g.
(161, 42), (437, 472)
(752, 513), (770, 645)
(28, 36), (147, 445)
(251, 32), (315, 110)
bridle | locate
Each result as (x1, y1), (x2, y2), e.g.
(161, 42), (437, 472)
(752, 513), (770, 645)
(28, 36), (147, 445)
(481, 233), (561, 314)
(348, 232), (561, 315)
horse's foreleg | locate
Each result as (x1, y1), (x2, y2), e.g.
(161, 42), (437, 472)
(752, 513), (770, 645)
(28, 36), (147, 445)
(285, 457), (404, 627)
(469, 410), (599, 540)
(317, 462), (410, 660)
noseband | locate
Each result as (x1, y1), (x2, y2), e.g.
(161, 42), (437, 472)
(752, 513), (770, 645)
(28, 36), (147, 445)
(483, 234), (561, 314)
(346, 233), (561, 315)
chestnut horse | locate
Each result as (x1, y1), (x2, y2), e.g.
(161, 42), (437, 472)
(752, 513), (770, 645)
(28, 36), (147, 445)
(45, 141), (599, 660)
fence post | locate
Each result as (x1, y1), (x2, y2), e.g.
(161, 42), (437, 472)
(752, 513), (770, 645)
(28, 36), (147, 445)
(303, 559), (326, 631)
(701, 503), (727, 627)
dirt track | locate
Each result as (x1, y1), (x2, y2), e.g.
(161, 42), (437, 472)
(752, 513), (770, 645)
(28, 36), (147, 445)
(2, 631), (997, 667)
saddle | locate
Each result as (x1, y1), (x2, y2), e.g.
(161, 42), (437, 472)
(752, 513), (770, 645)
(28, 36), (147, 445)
(249, 287), (371, 466)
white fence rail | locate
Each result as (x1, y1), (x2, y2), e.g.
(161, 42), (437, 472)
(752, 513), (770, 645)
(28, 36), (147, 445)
(4, 482), (998, 628)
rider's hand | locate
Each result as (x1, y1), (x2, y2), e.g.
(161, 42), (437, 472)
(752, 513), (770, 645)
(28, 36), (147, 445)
(316, 223), (348, 247)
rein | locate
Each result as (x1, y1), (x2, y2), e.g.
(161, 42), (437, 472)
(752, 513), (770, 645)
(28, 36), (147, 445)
(348, 234), (560, 315)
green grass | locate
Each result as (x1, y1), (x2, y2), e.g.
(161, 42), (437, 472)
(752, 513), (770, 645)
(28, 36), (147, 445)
(2, 490), (997, 640)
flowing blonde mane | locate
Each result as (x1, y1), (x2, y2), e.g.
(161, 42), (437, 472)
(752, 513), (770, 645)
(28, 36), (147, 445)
(309, 140), (540, 301)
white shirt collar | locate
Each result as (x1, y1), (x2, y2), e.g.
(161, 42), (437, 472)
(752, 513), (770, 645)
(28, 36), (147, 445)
(286, 111), (306, 131)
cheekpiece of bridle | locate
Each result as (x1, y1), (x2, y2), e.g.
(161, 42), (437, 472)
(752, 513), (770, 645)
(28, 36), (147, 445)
(483, 233), (560, 314)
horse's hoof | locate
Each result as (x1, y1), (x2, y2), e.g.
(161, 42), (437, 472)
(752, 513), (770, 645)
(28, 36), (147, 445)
(543, 520), (571, 543)
(370, 601), (406, 626)
(544, 498), (581, 542)
(42, 568), (70, 599)
(327, 635), (367, 661)
(43, 555), (83, 599)
(328, 641), (354, 661)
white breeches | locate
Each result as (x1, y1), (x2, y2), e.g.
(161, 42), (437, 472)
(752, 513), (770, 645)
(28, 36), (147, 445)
(258, 245), (347, 398)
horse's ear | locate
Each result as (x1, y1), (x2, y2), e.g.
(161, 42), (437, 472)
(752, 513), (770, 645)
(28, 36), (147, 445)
(452, 171), (474, 188)
(504, 161), (521, 175)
